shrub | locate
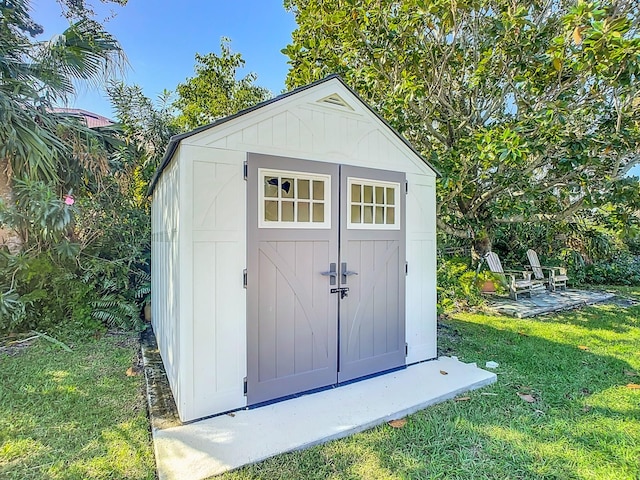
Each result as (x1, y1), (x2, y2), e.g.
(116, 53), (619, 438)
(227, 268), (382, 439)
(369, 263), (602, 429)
(437, 256), (484, 313)
(0, 180), (148, 335)
(584, 253), (640, 286)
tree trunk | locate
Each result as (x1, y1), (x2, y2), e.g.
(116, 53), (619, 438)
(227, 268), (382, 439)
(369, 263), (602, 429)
(0, 158), (22, 254)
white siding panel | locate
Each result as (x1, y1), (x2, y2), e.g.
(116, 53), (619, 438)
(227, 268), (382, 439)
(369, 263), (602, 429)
(258, 117), (273, 147)
(191, 241), (245, 418)
(405, 175), (437, 364)
(285, 111), (301, 149)
(243, 123), (258, 145)
(151, 153), (182, 411)
(192, 161), (242, 232)
(178, 148), (195, 420)
(186, 145), (247, 421)
(272, 111), (287, 147)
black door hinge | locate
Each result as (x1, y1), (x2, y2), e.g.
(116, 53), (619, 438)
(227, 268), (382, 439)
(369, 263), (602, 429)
(405, 343), (408, 356)
(243, 269), (247, 288)
(405, 180), (408, 194)
(243, 377), (247, 396)
(243, 161), (248, 180)
(405, 262), (408, 276)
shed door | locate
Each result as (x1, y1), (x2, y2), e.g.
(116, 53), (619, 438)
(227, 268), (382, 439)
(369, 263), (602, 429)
(338, 165), (406, 382)
(247, 154), (405, 405)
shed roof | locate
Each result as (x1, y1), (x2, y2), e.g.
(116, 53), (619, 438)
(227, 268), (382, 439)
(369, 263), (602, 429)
(147, 75), (439, 196)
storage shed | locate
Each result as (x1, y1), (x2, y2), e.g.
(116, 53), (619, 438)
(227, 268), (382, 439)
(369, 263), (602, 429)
(148, 75), (439, 422)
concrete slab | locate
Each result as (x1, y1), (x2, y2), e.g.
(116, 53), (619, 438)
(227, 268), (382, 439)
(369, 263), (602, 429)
(487, 288), (615, 318)
(151, 357), (496, 480)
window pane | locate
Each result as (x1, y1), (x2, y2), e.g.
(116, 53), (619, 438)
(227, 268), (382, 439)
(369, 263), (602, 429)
(386, 187), (395, 205)
(312, 203), (324, 222)
(386, 207), (395, 225)
(298, 179), (310, 199)
(265, 177), (279, 198)
(298, 202), (310, 222)
(375, 206), (384, 224)
(375, 186), (384, 204)
(364, 205), (373, 223)
(364, 185), (373, 203)
(281, 178), (294, 198)
(313, 180), (324, 200)
(281, 201), (294, 221)
(265, 201), (278, 221)
(351, 183), (361, 202)
(351, 204), (361, 223)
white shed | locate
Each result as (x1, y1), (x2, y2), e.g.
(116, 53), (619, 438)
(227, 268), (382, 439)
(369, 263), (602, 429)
(148, 75), (439, 422)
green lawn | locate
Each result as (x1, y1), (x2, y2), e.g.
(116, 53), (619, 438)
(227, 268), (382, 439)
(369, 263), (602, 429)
(0, 332), (155, 480)
(222, 287), (640, 480)
(1, 288), (639, 479)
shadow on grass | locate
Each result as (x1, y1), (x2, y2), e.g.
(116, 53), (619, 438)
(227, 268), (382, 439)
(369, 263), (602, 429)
(219, 303), (640, 480)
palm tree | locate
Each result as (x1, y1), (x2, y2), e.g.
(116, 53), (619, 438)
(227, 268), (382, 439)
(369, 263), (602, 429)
(0, 0), (125, 248)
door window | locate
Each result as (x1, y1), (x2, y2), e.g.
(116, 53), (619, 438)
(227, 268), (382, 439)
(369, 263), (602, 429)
(258, 168), (331, 228)
(347, 178), (400, 229)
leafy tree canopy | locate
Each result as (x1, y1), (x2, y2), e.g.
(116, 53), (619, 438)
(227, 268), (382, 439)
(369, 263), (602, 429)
(284, 0), (640, 238)
(172, 38), (272, 131)
(0, 0), (126, 184)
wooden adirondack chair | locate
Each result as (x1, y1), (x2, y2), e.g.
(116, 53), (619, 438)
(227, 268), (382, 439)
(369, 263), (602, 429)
(484, 252), (537, 300)
(527, 249), (568, 292)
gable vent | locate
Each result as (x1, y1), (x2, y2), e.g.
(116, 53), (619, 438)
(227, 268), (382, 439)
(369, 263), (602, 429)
(318, 93), (354, 111)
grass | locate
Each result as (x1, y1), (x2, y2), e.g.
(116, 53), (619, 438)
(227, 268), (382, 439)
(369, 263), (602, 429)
(0, 331), (155, 480)
(219, 287), (640, 480)
(1, 287), (639, 479)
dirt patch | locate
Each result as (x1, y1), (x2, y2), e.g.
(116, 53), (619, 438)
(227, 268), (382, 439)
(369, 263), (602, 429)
(437, 318), (462, 357)
(105, 330), (140, 349)
(0, 334), (38, 357)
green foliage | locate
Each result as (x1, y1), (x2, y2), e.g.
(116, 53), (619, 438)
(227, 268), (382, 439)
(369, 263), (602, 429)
(0, 286), (26, 332)
(107, 82), (179, 187)
(437, 256), (483, 313)
(284, 0), (640, 238)
(584, 253), (640, 285)
(0, 179), (147, 334)
(172, 38), (272, 131)
(0, 0), (125, 183)
(0, 179), (78, 253)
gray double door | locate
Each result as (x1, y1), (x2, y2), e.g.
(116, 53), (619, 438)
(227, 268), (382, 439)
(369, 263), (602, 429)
(247, 153), (406, 405)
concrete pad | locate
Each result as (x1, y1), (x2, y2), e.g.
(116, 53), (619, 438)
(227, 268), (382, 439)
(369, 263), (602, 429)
(488, 289), (615, 318)
(152, 357), (496, 480)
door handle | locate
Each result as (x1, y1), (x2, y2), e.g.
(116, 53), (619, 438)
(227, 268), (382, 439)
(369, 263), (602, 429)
(341, 262), (358, 284)
(321, 262), (338, 286)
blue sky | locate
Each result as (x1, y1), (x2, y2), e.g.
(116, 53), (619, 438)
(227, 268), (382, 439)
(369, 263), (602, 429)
(34, 0), (297, 119)
(33, 1), (640, 177)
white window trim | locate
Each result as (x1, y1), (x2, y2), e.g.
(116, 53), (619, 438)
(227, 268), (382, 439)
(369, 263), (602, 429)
(258, 168), (332, 229)
(347, 177), (401, 230)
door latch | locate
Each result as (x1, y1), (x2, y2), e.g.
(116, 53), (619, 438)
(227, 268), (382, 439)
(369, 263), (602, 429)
(330, 287), (349, 299)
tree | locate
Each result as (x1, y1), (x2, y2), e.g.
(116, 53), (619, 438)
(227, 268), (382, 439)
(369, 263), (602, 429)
(0, 0), (126, 251)
(108, 82), (178, 198)
(283, 0), (640, 239)
(0, 0), (126, 184)
(172, 38), (272, 131)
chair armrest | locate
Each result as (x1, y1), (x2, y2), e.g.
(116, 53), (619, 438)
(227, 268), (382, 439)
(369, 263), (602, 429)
(541, 265), (567, 276)
(504, 270), (532, 281)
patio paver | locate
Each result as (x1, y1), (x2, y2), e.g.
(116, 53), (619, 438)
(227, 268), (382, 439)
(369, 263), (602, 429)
(487, 288), (615, 318)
